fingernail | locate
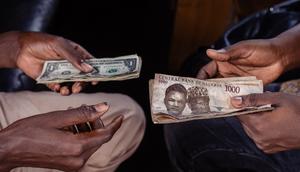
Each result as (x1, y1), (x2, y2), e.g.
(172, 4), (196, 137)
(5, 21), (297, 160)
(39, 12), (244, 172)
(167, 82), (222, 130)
(94, 102), (108, 112)
(81, 62), (93, 72)
(73, 86), (82, 93)
(231, 96), (243, 107)
(61, 88), (70, 96)
(216, 49), (226, 53)
(73, 82), (80, 87)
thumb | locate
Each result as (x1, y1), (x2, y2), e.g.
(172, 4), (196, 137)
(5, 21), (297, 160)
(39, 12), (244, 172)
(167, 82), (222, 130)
(231, 92), (276, 108)
(206, 43), (248, 62)
(206, 48), (230, 61)
(49, 102), (109, 127)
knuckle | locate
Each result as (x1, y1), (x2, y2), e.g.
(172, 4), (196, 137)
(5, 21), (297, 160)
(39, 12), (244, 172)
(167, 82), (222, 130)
(69, 144), (84, 156)
(76, 105), (96, 121)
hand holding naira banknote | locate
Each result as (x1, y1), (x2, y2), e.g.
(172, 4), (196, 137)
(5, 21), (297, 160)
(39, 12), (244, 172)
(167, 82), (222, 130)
(149, 74), (274, 124)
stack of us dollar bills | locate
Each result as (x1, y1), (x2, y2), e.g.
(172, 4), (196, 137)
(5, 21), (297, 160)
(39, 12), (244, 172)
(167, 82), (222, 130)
(36, 54), (141, 83)
(149, 74), (274, 124)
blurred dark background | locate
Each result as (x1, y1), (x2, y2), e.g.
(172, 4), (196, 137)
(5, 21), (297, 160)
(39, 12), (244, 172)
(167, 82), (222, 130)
(0, 0), (285, 171)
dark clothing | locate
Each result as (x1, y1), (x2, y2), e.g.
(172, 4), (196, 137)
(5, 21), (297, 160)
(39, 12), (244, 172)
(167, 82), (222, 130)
(164, 117), (300, 172)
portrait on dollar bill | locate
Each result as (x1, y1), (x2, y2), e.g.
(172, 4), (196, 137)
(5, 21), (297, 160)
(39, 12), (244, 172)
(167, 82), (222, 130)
(163, 83), (187, 116)
(187, 86), (210, 114)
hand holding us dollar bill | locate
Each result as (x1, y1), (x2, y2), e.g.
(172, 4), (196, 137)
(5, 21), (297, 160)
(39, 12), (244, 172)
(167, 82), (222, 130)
(149, 74), (274, 124)
(36, 54), (142, 83)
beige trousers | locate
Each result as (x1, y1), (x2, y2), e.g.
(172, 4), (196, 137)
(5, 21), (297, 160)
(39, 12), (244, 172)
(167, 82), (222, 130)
(0, 91), (146, 172)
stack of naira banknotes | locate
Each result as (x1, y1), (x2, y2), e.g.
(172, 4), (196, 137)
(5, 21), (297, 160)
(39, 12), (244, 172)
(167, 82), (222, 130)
(36, 54), (141, 84)
(149, 74), (274, 124)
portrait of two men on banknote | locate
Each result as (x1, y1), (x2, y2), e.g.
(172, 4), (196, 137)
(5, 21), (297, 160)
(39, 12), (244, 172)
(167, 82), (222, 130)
(164, 83), (211, 116)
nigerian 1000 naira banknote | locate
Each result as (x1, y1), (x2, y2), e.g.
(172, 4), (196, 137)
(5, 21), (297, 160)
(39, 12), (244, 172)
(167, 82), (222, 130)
(149, 74), (274, 124)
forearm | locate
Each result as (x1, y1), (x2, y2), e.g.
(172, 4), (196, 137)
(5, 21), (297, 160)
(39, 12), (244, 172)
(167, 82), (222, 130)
(272, 24), (300, 72)
(0, 131), (14, 171)
(0, 31), (20, 68)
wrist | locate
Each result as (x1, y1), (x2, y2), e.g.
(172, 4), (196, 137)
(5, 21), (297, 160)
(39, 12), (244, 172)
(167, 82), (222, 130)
(270, 37), (293, 73)
(0, 31), (21, 68)
(271, 24), (300, 72)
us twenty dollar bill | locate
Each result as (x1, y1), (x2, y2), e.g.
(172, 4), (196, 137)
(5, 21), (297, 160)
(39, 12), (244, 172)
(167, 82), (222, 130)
(36, 54), (142, 83)
(149, 74), (274, 124)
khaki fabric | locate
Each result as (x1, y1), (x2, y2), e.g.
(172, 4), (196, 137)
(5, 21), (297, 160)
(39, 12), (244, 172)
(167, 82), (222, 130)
(0, 91), (145, 172)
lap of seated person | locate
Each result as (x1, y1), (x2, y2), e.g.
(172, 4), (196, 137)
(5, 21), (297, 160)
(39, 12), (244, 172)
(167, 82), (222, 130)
(0, 91), (145, 172)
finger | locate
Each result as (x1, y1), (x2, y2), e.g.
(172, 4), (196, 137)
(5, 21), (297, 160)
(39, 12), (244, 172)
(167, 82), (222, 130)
(47, 83), (56, 91)
(61, 107), (76, 132)
(263, 146), (287, 154)
(196, 61), (218, 79)
(80, 146), (98, 163)
(91, 81), (99, 86)
(237, 112), (266, 132)
(60, 86), (71, 96)
(47, 83), (61, 92)
(239, 121), (256, 139)
(61, 106), (76, 132)
(206, 49), (231, 61)
(79, 115), (123, 148)
(72, 82), (88, 94)
(51, 103), (109, 127)
(95, 115), (123, 142)
(255, 141), (278, 154)
(207, 44), (249, 62)
(67, 40), (94, 59)
(55, 38), (94, 73)
(238, 112), (264, 123)
(92, 118), (105, 129)
(238, 116), (271, 151)
(231, 92), (278, 108)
